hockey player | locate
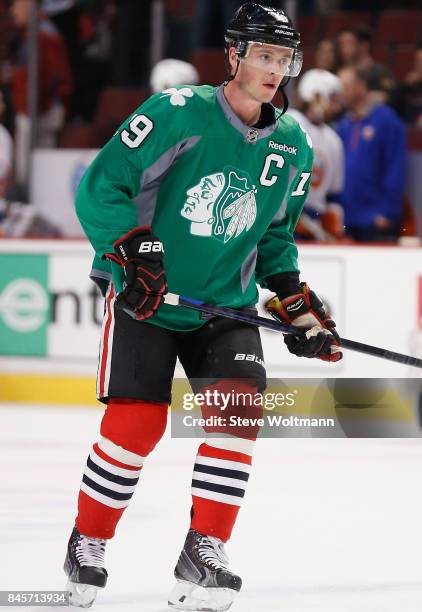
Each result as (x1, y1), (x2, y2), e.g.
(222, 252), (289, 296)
(64, 3), (342, 610)
(288, 69), (345, 241)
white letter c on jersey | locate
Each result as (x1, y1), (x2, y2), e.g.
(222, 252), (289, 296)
(260, 153), (285, 187)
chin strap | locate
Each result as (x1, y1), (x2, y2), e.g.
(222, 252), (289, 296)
(276, 76), (290, 118)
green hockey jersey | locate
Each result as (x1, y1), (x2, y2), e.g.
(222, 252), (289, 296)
(76, 84), (313, 331)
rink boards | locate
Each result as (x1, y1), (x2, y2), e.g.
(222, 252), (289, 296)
(0, 240), (421, 403)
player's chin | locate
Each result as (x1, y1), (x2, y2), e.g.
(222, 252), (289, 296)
(260, 83), (278, 101)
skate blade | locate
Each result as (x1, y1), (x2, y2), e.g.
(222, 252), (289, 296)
(66, 580), (100, 608)
(168, 580), (235, 611)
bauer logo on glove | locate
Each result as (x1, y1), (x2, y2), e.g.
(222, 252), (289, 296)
(105, 225), (167, 321)
(286, 296), (305, 314)
(265, 282), (342, 362)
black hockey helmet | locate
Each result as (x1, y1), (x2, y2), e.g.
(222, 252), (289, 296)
(226, 2), (301, 51)
(224, 3), (303, 113)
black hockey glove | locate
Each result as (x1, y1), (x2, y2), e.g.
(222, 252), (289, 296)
(265, 282), (342, 362)
(105, 226), (167, 321)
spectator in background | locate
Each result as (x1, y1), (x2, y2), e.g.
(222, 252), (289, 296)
(193, 0), (249, 49)
(315, 39), (340, 73)
(110, 0), (151, 87)
(396, 47), (422, 126)
(0, 89), (13, 220)
(73, 0), (115, 120)
(150, 59), (199, 93)
(405, 47), (422, 86)
(337, 65), (406, 242)
(337, 25), (374, 70)
(9, 0), (72, 186)
(364, 62), (396, 106)
(41, 0), (81, 117)
(289, 69), (345, 241)
(0, 84), (15, 138)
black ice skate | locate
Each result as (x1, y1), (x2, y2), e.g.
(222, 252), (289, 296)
(168, 529), (242, 611)
(64, 527), (108, 608)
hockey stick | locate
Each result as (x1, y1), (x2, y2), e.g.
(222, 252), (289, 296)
(164, 293), (422, 370)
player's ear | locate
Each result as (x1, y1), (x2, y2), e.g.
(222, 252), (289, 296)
(228, 47), (238, 75)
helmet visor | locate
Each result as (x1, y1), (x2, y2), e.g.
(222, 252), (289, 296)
(240, 42), (303, 77)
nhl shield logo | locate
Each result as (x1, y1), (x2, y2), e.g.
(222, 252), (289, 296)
(181, 167), (257, 243)
(245, 128), (259, 144)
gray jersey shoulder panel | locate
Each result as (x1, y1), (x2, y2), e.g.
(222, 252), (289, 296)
(134, 135), (202, 226)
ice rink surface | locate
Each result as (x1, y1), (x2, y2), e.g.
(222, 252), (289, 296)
(1, 403), (422, 612)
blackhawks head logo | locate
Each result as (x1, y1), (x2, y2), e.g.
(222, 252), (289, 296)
(181, 167), (257, 243)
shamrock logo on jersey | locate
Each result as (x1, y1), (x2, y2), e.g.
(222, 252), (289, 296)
(181, 167), (257, 244)
(161, 87), (194, 106)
